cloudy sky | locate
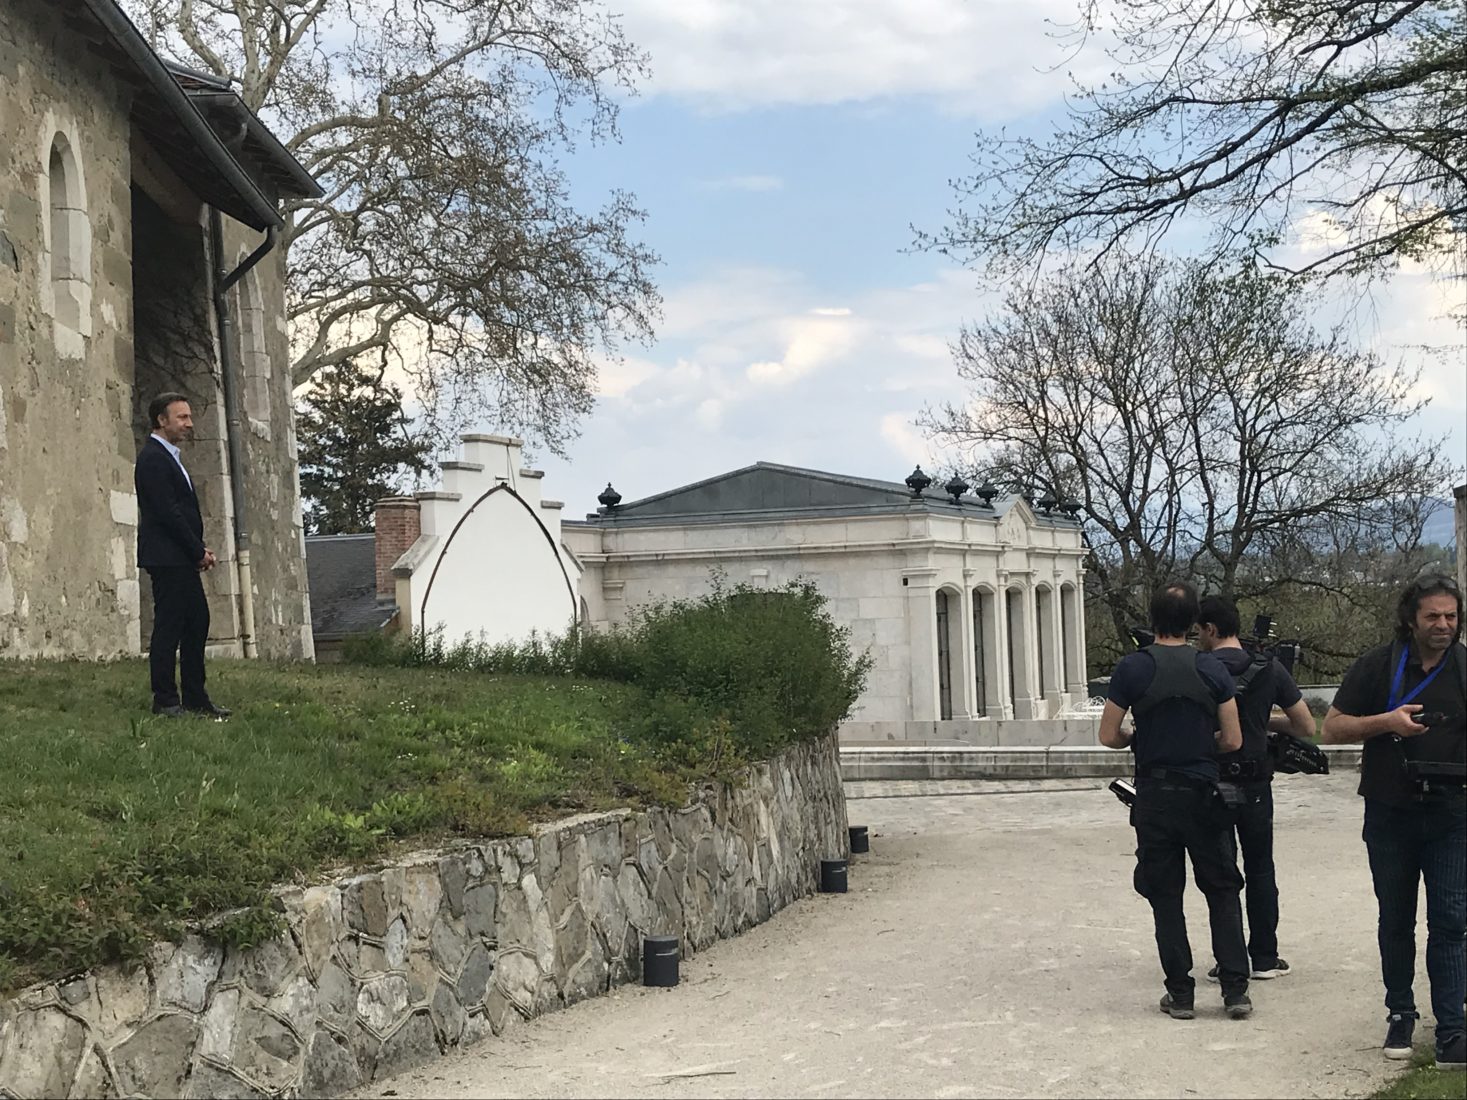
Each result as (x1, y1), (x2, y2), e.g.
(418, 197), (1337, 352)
(470, 0), (1467, 518)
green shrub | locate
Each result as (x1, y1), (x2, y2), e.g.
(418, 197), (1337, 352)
(351, 579), (872, 762)
(620, 581), (871, 756)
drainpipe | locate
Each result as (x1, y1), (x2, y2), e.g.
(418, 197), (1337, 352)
(209, 207), (277, 658)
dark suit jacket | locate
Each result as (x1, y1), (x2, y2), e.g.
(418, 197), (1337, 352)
(135, 436), (206, 568)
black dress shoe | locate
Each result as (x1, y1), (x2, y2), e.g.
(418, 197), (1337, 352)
(185, 702), (232, 719)
(152, 704), (186, 718)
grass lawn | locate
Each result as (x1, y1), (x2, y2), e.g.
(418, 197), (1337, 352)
(1373, 1051), (1467, 1099)
(0, 658), (690, 994)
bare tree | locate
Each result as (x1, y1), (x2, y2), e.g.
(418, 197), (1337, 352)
(922, 253), (1458, 670)
(925, 0), (1467, 280)
(128, 0), (660, 451)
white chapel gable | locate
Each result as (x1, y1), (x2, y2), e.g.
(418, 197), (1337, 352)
(410, 435), (578, 647)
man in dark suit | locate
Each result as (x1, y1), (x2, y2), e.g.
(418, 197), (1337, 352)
(135, 393), (230, 718)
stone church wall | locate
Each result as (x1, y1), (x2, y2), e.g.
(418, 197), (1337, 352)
(0, 0), (142, 657)
(0, 0), (313, 660)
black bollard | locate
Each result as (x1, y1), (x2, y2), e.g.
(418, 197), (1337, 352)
(849, 826), (869, 854)
(642, 935), (680, 987)
(819, 858), (848, 893)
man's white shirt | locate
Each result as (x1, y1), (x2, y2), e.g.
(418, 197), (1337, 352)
(151, 432), (193, 491)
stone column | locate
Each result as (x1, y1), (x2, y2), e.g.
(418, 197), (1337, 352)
(955, 576), (977, 719)
(903, 570), (940, 722)
(1010, 579), (1040, 720)
(991, 578), (1015, 720)
(1042, 582), (1065, 714)
(1062, 580), (1086, 695)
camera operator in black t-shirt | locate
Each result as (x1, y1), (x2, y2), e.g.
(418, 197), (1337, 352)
(1196, 595), (1316, 984)
(1323, 574), (1466, 1071)
(1100, 581), (1253, 1021)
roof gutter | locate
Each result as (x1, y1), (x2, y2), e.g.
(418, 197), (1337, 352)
(79, 0), (283, 229)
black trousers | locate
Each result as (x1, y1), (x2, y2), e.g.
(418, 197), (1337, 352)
(1363, 796), (1467, 1042)
(146, 566), (210, 709)
(1226, 780), (1281, 968)
(1133, 778), (1250, 999)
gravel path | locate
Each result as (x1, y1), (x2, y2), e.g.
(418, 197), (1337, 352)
(358, 774), (1422, 1099)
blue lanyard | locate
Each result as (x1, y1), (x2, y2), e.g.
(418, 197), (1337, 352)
(1387, 647), (1446, 711)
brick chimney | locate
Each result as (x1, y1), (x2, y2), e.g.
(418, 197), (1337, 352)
(374, 496), (421, 600)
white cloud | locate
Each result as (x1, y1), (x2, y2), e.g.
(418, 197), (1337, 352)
(620, 0), (1103, 116)
(531, 257), (1464, 517)
(745, 309), (862, 386)
(879, 411), (943, 468)
(595, 353), (662, 398)
(534, 265), (983, 501)
(694, 398), (725, 428)
(700, 174), (785, 192)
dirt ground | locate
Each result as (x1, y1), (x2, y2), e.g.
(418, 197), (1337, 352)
(358, 774), (1432, 1100)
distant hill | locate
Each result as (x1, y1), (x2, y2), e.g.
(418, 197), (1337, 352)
(1423, 499), (1456, 549)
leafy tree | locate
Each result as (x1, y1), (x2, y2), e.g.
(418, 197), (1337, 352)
(921, 253), (1460, 672)
(927, 0), (1467, 280)
(128, 0), (660, 450)
(297, 361), (433, 535)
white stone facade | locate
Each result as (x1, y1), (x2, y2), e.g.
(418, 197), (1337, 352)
(392, 436), (581, 647)
(563, 464), (1089, 725)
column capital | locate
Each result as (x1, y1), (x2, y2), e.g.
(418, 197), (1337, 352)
(902, 569), (939, 591)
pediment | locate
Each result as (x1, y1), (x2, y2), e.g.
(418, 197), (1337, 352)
(997, 500), (1034, 543)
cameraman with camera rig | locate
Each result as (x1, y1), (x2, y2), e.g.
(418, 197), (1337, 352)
(1100, 581), (1253, 1021)
(1323, 574), (1466, 1070)
(1196, 595), (1317, 984)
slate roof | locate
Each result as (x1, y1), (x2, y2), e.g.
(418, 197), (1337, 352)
(569, 461), (1081, 528)
(57, 0), (321, 229)
(304, 534), (395, 641)
(164, 62), (321, 203)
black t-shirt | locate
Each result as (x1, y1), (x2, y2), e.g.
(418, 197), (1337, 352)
(1212, 647), (1304, 773)
(1332, 640), (1467, 806)
(1109, 646), (1236, 782)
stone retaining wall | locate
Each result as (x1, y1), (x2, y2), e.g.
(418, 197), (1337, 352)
(839, 717), (1101, 747)
(840, 744), (1364, 782)
(0, 735), (847, 1099)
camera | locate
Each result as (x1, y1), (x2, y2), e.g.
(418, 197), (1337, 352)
(1110, 777), (1137, 807)
(1268, 730), (1330, 775)
(1241, 613), (1303, 675)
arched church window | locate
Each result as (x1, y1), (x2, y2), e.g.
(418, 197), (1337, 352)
(43, 132), (91, 350)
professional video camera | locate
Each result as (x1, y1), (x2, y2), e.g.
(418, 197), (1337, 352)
(1240, 613), (1303, 676)
(1267, 730), (1330, 775)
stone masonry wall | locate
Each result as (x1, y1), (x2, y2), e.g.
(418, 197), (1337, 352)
(0, 0), (141, 658)
(0, 734), (847, 1099)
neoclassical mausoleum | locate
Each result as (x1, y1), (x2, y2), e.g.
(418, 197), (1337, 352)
(562, 463), (1089, 726)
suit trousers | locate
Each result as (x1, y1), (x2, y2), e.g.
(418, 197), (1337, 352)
(146, 566), (210, 708)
